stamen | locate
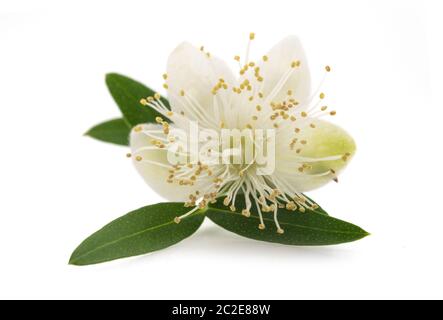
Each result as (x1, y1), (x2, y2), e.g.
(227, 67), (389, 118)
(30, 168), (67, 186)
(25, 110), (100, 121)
(245, 32), (255, 65)
(174, 205), (201, 223)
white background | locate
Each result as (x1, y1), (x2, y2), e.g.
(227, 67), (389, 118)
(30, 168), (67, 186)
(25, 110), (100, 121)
(1, 0), (442, 299)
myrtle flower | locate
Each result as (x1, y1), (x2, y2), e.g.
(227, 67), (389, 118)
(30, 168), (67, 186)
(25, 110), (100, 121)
(130, 34), (355, 233)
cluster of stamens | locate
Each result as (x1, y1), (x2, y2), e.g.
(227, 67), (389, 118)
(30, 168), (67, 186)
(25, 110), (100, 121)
(131, 33), (349, 234)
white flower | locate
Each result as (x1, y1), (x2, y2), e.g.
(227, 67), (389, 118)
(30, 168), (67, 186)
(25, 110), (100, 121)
(130, 34), (356, 233)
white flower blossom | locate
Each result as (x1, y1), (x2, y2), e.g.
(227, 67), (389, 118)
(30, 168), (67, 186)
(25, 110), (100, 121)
(130, 34), (356, 233)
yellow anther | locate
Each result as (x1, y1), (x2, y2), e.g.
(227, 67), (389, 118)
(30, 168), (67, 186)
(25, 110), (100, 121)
(258, 92), (264, 98)
(140, 98), (147, 105)
(321, 105), (328, 111)
(277, 228), (285, 234)
(310, 123), (316, 128)
(156, 116), (164, 124)
(154, 93), (161, 100)
(325, 65), (331, 72)
(301, 111), (307, 117)
(180, 90), (185, 97)
(126, 153), (132, 158)
(163, 83), (169, 89)
(256, 105), (262, 111)
(290, 116), (296, 121)
(174, 217), (181, 224)
(162, 73), (168, 80)
(291, 60), (301, 68)
(258, 223), (265, 230)
(135, 155), (143, 162)
(319, 92), (325, 99)
(242, 209), (251, 217)
(248, 62), (255, 67)
(294, 128), (301, 133)
(249, 32), (255, 40)
(234, 55), (240, 61)
(262, 55), (268, 62)
(252, 115), (258, 121)
(330, 110), (337, 116)
(134, 126), (142, 132)
(287, 90), (293, 96)
(167, 111), (174, 117)
(300, 140), (307, 145)
(286, 202), (297, 211)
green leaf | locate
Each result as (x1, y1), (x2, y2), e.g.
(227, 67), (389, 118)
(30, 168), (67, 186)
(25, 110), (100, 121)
(206, 198), (368, 246)
(105, 73), (170, 126)
(85, 118), (130, 146)
(69, 203), (204, 266)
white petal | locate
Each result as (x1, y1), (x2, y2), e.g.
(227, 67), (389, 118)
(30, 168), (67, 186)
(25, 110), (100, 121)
(130, 123), (206, 202)
(166, 42), (236, 122)
(259, 36), (311, 106)
(275, 119), (356, 192)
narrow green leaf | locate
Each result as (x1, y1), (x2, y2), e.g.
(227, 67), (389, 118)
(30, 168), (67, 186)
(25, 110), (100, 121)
(85, 118), (130, 146)
(206, 198), (368, 246)
(105, 73), (170, 126)
(69, 203), (204, 266)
